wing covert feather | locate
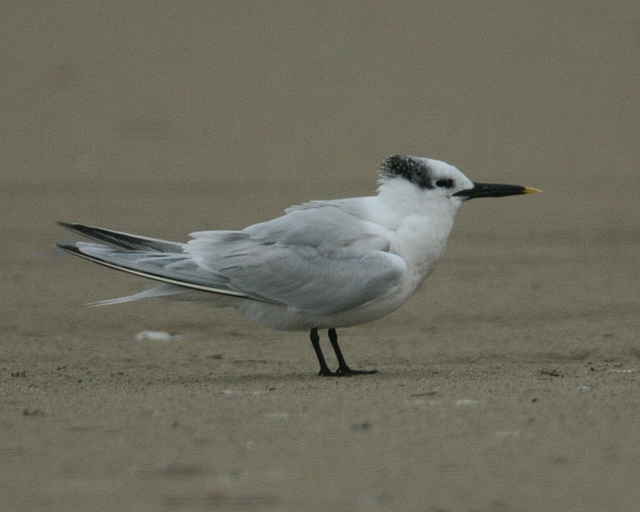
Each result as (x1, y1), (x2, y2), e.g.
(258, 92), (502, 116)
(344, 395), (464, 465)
(184, 199), (404, 314)
(217, 245), (405, 315)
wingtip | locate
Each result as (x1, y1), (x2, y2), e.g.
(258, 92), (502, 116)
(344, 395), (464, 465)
(56, 243), (81, 254)
(57, 221), (80, 232)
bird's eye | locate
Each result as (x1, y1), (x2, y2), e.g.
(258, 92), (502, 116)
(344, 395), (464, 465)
(435, 179), (454, 188)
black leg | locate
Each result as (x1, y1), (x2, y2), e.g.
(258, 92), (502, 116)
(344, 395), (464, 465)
(328, 328), (377, 376)
(327, 328), (351, 372)
(309, 328), (333, 376)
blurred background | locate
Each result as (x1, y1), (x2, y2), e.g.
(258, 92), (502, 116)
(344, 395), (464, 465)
(2, 1), (639, 239)
(2, 6), (639, 509)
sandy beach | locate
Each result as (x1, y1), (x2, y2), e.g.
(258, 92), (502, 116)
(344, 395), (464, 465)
(2, 3), (640, 510)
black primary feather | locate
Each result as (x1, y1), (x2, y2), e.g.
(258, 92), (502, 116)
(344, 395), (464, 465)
(57, 222), (182, 252)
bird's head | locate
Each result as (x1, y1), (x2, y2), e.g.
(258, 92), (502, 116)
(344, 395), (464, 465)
(379, 155), (540, 211)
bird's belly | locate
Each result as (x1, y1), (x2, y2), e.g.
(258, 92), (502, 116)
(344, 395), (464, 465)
(234, 278), (418, 331)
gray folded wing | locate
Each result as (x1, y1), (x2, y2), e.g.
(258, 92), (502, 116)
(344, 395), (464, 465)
(187, 200), (405, 315)
(59, 200), (405, 315)
(212, 243), (405, 315)
(58, 241), (252, 299)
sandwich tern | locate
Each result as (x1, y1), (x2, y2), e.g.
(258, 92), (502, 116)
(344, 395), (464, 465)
(58, 155), (540, 376)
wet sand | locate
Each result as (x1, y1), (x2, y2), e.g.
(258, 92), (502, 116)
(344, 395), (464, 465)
(2, 3), (640, 510)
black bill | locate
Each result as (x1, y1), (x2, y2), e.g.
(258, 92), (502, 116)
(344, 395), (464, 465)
(453, 182), (541, 199)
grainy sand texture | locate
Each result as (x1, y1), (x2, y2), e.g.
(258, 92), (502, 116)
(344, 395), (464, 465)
(2, 3), (640, 511)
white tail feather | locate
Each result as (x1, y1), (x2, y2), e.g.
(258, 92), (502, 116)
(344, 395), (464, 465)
(88, 285), (187, 307)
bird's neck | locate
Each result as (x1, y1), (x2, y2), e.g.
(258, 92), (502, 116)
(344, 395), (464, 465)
(375, 181), (459, 279)
(392, 211), (455, 279)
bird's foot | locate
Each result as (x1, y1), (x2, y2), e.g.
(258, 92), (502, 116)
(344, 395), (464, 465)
(318, 367), (378, 377)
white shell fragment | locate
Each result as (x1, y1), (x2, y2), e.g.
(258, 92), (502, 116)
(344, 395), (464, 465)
(134, 330), (183, 342)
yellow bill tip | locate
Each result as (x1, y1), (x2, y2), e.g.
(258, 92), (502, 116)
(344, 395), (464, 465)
(524, 187), (542, 194)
